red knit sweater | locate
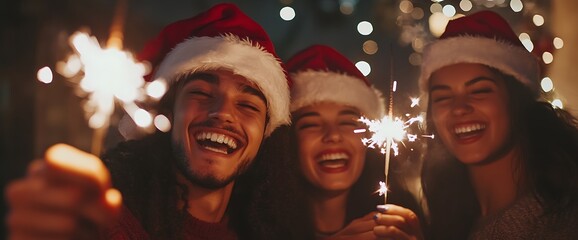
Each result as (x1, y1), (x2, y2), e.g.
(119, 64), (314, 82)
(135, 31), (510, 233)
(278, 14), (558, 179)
(103, 207), (238, 240)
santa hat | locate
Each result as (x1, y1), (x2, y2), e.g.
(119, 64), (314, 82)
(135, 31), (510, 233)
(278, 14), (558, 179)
(286, 45), (385, 119)
(138, 3), (289, 136)
(419, 10), (540, 96)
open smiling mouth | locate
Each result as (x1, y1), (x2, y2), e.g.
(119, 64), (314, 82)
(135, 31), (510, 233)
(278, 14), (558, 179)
(317, 152), (349, 169)
(195, 132), (239, 154)
(454, 123), (486, 139)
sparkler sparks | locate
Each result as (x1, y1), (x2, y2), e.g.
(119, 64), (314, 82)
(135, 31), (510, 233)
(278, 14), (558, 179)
(356, 114), (423, 155)
(357, 109), (423, 204)
(52, 31), (156, 154)
(376, 181), (388, 196)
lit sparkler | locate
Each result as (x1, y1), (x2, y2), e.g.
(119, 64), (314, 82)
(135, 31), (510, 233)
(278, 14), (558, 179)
(355, 47), (425, 203)
(355, 107), (424, 203)
(36, 0), (169, 155)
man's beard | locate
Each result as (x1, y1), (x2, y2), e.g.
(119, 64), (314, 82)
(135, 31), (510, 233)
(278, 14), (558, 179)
(172, 141), (252, 189)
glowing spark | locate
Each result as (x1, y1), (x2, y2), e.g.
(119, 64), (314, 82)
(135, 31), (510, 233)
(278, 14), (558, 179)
(37, 66), (53, 84)
(357, 115), (423, 155)
(376, 181), (388, 196)
(60, 31), (149, 130)
(410, 97), (420, 107)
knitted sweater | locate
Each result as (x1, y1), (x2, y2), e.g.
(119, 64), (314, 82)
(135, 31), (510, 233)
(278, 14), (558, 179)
(104, 206), (238, 240)
(469, 194), (578, 240)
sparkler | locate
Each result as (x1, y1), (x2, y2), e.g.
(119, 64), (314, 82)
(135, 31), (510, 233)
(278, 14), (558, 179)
(354, 47), (424, 204)
(37, 0), (170, 155)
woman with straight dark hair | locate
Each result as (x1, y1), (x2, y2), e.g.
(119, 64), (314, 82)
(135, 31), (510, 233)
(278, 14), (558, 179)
(376, 10), (578, 240)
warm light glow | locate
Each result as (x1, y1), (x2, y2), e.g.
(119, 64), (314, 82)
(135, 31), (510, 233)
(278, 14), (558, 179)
(533, 14), (545, 26)
(412, 7), (424, 20)
(442, 4), (456, 17)
(430, 3), (442, 13)
(553, 37), (564, 49)
(279, 6), (295, 21)
(510, 0), (523, 12)
(57, 55), (82, 78)
(61, 31), (148, 129)
(134, 108), (152, 127)
(376, 181), (388, 196)
(410, 97), (420, 107)
(45, 143), (109, 187)
(393, 81), (398, 92)
(154, 114), (171, 132)
(357, 21), (373, 35)
(552, 99), (563, 109)
(105, 188), (122, 207)
(459, 0), (472, 11)
(358, 115), (423, 155)
(412, 38), (425, 52)
(89, 112), (108, 129)
(146, 79), (167, 99)
(37, 66), (53, 84)
(363, 40), (378, 55)
(541, 77), (554, 92)
(429, 12), (450, 37)
(399, 0), (413, 14)
(355, 61), (371, 76)
(340, 2), (355, 15)
(408, 53), (422, 66)
(542, 52), (554, 64)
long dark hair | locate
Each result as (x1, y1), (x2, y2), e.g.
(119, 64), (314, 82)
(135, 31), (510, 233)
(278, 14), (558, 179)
(421, 70), (578, 240)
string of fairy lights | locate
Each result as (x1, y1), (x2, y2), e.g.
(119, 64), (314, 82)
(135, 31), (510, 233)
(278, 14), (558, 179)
(34, 0), (567, 140)
(276, 0), (566, 108)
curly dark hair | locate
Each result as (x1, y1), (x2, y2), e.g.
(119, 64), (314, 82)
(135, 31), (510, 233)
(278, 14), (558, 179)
(421, 70), (578, 240)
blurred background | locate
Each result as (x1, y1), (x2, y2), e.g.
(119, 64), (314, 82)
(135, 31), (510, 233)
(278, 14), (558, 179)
(2, 0), (577, 235)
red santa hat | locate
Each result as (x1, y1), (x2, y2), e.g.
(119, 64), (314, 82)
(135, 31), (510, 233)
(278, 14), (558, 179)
(419, 10), (541, 96)
(286, 45), (385, 119)
(138, 3), (289, 136)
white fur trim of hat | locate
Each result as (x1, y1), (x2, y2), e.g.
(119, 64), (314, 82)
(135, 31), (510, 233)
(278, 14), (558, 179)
(154, 34), (290, 136)
(418, 35), (540, 96)
(290, 70), (385, 119)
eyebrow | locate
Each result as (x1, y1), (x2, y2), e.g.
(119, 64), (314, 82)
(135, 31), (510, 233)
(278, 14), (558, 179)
(294, 111), (320, 123)
(178, 72), (218, 86)
(294, 108), (361, 123)
(240, 84), (267, 107)
(429, 76), (496, 93)
(339, 109), (361, 117)
(178, 72), (267, 106)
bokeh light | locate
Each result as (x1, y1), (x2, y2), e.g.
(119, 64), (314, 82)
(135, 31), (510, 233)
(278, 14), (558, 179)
(357, 21), (373, 35)
(154, 114), (171, 132)
(553, 37), (564, 49)
(280, 6), (296, 21)
(37, 66), (53, 84)
(541, 77), (554, 92)
(542, 52), (554, 64)
(533, 14), (545, 26)
(363, 40), (378, 55)
(355, 61), (371, 76)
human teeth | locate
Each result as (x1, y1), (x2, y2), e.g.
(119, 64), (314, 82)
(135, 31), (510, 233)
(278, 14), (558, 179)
(204, 146), (228, 154)
(319, 153), (348, 161)
(455, 124), (486, 134)
(196, 132), (238, 150)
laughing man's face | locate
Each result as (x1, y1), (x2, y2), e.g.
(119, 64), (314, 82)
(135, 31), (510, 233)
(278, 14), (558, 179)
(171, 69), (267, 189)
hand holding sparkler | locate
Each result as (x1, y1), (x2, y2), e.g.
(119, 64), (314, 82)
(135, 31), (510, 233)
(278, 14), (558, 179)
(372, 204), (424, 240)
(5, 144), (122, 239)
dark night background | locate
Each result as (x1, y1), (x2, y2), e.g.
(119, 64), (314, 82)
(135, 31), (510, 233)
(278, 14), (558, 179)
(2, 0), (576, 237)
